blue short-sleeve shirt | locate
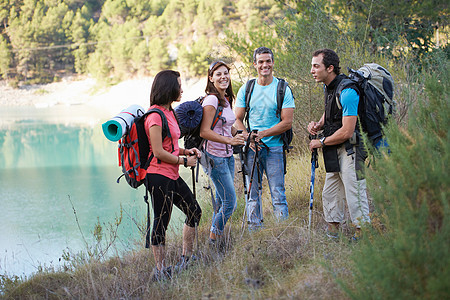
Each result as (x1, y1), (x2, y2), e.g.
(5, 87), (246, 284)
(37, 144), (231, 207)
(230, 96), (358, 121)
(340, 88), (359, 116)
(236, 77), (295, 147)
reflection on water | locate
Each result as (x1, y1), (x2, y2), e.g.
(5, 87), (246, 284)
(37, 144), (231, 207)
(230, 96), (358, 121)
(0, 120), (191, 277)
(0, 121), (112, 169)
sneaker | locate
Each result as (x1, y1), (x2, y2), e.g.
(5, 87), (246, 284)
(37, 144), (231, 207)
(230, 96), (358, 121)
(326, 229), (339, 240)
(151, 266), (172, 282)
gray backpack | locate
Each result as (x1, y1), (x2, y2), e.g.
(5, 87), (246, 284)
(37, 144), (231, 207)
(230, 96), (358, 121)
(336, 63), (395, 143)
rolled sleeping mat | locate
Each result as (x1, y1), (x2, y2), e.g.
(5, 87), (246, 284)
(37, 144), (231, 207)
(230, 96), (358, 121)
(174, 100), (203, 137)
(102, 104), (145, 142)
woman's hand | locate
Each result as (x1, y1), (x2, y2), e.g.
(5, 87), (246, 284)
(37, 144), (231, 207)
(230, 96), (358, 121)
(229, 133), (245, 146)
(186, 154), (197, 167)
(185, 148), (201, 158)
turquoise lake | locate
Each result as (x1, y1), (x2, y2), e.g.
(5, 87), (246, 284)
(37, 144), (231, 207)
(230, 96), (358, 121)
(0, 106), (199, 277)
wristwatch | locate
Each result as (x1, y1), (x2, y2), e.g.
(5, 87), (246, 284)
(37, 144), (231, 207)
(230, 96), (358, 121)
(183, 157), (188, 167)
(320, 136), (326, 147)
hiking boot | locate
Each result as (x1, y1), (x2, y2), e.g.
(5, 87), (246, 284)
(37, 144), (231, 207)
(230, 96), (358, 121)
(326, 229), (339, 240)
(350, 232), (362, 243)
(350, 235), (359, 243)
(174, 255), (198, 273)
(151, 266), (172, 282)
(208, 238), (218, 249)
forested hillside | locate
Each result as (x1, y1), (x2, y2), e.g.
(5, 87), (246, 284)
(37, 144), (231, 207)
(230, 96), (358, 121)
(1, 0), (447, 87)
(1, 1), (449, 299)
(0, 0), (286, 84)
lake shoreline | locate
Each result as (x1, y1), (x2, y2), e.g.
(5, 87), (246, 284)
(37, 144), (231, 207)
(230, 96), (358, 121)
(0, 76), (205, 125)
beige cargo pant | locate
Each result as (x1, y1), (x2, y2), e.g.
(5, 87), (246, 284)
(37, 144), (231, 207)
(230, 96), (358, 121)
(322, 144), (371, 228)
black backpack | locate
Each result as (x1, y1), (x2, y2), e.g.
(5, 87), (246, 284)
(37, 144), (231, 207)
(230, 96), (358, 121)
(175, 96), (224, 150)
(336, 63), (395, 145)
(244, 77), (293, 174)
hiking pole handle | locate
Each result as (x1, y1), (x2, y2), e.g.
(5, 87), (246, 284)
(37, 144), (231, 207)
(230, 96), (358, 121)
(312, 149), (318, 168)
(233, 130), (244, 154)
(185, 152), (197, 199)
(309, 134), (319, 168)
(250, 129), (258, 147)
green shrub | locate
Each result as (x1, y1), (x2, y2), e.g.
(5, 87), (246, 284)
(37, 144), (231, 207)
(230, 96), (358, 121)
(342, 59), (449, 299)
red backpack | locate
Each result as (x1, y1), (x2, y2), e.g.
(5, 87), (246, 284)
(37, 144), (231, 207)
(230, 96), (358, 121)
(117, 108), (172, 188)
(116, 107), (172, 249)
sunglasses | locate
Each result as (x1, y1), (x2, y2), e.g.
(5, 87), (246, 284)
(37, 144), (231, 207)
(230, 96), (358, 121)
(209, 60), (226, 71)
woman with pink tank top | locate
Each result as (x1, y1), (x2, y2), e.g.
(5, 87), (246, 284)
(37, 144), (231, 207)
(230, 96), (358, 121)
(145, 70), (202, 281)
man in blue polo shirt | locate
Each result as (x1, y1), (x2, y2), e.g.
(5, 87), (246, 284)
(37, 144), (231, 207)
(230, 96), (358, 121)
(235, 47), (295, 230)
(308, 48), (370, 240)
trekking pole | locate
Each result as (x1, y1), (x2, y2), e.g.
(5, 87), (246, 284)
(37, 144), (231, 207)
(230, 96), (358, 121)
(144, 177), (151, 249)
(187, 153), (199, 252)
(255, 141), (263, 223)
(236, 130), (250, 234)
(191, 166), (196, 202)
(308, 135), (319, 231)
(241, 130), (259, 234)
(203, 156), (218, 214)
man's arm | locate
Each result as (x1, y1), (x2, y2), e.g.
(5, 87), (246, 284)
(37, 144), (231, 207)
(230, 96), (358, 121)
(234, 106), (247, 134)
(323, 115), (357, 145)
(309, 87), (358, 151)
(309, 116), (356, 151)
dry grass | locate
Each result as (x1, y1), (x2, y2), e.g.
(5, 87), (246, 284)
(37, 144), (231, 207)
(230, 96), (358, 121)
(2, 151), (360, 299)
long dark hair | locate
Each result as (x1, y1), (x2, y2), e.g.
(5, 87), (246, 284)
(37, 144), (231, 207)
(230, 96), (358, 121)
(205, 61), (235, 108)
(150, 70), (181, 109)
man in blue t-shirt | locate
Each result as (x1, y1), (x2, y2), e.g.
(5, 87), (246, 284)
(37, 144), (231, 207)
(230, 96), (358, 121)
(307, 48), (370, 241)
(235, 47), (295, 230)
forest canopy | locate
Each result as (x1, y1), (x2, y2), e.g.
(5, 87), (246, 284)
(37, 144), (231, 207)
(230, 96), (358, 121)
(0, 0), (448, 85)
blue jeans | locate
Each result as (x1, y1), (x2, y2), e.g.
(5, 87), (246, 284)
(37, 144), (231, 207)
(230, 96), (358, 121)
(202, 152), (237, 236)
(245, 146), (288, 228)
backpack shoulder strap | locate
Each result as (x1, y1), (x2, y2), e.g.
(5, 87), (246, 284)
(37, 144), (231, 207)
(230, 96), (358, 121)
(244, 79), (256, 129)
(145, 108), (174, 164)
(211, 105), (224, 130)
(244, 79), (256, 110)
(201, 104), (224, 150)
(276, 77), (288, 119)
(147, 108), (171, 140)
(335, 77), (359, 110)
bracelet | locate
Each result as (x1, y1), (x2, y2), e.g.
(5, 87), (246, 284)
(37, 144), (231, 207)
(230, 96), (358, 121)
(177, 157), (180, 165)
(183, 157), (188, 167)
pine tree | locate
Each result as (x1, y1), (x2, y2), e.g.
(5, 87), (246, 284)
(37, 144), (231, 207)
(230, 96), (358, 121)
(0, 35), (11, 79)
(345, 60), (450, 299)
